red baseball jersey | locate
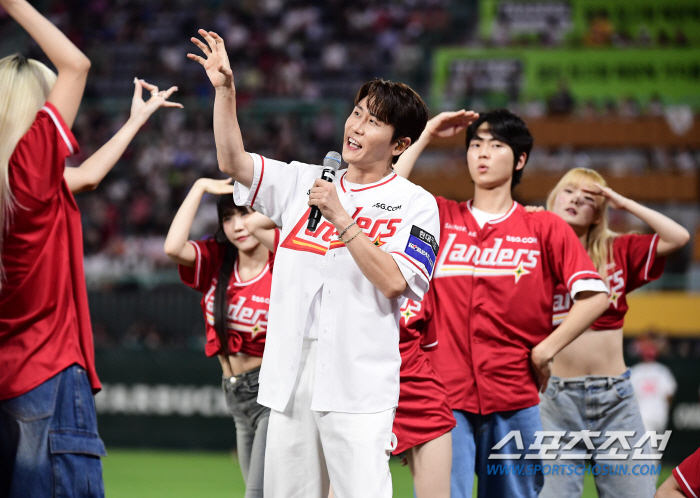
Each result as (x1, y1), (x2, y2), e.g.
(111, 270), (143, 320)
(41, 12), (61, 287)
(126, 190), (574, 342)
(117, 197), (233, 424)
(673, 447), (700, 498)
(394, 297), (455, 454)
(0, 103), (100, 400)
(425, 198), (603, 415)
(179, 233), (278, 357)
(552, 234), (665, 330)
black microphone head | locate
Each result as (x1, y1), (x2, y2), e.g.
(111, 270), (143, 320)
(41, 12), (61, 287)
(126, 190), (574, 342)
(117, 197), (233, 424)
(323, 151), (342, 171)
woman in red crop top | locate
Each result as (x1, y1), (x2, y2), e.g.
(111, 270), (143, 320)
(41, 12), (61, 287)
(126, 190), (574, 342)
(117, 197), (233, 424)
(540, 167), (690, 498)
(165, 178), (276, 498)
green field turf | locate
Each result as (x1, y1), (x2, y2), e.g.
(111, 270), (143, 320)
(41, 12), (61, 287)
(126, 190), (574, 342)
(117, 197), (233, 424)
(103, 449), (672, 497)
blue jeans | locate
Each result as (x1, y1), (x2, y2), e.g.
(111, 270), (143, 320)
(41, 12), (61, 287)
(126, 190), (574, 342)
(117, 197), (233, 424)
(0, 364), (106, 498)
(451, 405), (544, 498)
(539, 370), (657, 498)
(222, 367), (270, 498)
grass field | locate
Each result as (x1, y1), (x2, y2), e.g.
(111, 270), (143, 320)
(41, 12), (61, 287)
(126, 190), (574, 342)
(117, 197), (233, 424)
(103, 449), (672, 497)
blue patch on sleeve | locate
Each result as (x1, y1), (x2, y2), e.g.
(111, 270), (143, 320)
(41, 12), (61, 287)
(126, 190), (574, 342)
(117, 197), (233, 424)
(405, 235), (436, 274)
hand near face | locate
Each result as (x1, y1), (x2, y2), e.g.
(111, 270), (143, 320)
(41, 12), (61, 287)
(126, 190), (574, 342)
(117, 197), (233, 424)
(581, 183), (629, 210)
(425, 110), (480, 140)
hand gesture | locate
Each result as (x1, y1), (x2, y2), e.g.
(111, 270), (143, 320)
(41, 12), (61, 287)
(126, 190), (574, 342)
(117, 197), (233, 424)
(308, 179), (346, 227)
(195, 177), (235, 195)
(581, 182), (629, 210)
(425, 110), (479, 140)
(524, 205), (545, 213)
(130, 78), (182, 123)
(187, 29), (233, 89)
(530, 344), (552, 393)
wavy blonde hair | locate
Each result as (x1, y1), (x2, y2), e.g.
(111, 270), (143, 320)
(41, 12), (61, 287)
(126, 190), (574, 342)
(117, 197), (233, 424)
(0, 54), (57, 288)
(546, 168), (617, 280)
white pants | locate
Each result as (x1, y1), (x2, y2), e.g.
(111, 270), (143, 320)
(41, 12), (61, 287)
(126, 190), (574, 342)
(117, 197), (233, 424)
(264, 339), (396, 498)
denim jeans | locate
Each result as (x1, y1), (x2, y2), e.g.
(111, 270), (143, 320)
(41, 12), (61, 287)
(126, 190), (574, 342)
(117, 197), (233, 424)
(539, 370), (657, 498)
(222, 367), (270, 498)
(451, 405), (544, 498)
(0, 364), (106, 498)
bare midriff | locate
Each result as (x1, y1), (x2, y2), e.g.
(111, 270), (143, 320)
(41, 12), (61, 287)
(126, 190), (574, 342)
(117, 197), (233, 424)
(218, 353), (263, 377)
(551, 327), (627, 378)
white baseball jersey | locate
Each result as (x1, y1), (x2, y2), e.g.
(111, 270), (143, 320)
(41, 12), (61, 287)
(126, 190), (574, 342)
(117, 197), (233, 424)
(234, 153), (440, 413)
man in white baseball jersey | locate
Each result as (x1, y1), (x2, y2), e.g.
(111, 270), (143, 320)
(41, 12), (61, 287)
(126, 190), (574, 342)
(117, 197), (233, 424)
(189, 30), (440, 498)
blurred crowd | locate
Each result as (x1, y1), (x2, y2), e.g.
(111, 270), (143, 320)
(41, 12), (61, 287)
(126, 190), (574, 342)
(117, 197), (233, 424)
(1, 0), (698, 288)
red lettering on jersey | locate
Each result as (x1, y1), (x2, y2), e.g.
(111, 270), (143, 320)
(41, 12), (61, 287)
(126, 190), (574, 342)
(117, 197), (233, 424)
(281, 207), (403, 255)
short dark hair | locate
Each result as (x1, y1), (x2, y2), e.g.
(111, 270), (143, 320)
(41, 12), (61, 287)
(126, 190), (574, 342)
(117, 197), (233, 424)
(465, 109), (534, 189)
(354, 79), (428, 164)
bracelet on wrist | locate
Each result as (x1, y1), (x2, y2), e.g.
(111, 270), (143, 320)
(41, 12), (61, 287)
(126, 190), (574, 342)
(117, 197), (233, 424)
(339, 227), (363, 245)
(337, 221), (357, 239)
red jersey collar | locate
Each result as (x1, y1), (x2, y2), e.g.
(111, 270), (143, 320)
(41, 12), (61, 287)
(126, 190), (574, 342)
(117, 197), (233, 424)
(340, 171), (398, 193)
(466, 199), (519, 225)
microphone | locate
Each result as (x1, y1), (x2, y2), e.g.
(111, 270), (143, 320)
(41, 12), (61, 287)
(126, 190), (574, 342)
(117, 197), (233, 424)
(307, 151), (342, 232)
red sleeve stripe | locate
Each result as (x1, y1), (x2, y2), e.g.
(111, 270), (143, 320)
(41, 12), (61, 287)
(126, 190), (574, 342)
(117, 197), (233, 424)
(392, 251), (429, 280)
(675, 467), (699, 498)
(566, 270), (602, 290)
(644, 233), (659, 281)
(190, 241), (202, 288)
(250, 155), (265, 207)
(41, 105), (74, 155)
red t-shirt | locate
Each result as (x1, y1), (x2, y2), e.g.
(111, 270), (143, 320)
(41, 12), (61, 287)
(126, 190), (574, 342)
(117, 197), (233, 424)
(179, 234), (277, 357)
(552, 234), (665, 330)
(0, 103), (100, 400)
(673, 447), (700, 498)
(425, 198), (603, 415)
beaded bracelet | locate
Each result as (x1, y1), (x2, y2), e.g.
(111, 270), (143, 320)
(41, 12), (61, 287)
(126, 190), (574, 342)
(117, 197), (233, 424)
(337, 221), (357, 240)
(340, 228), (363, 244)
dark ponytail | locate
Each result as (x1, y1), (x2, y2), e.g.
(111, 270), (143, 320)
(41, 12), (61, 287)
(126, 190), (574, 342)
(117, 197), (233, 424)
(213, 195), (241, 355)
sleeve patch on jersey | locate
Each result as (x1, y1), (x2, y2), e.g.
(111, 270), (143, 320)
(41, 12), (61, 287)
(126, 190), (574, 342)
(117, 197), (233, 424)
(410, 225), (438, 256)
(405, 234), (436, 274)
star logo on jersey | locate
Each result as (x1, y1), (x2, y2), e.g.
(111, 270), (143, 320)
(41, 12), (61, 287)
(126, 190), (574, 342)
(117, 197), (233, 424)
(401, 306), (416, 324)
(373, 234), (386, 247)
(609, 291), (621, 309)
(513, 262), (530, 283)
(400, 299), (421, 325)
(250, 320), (264, 338)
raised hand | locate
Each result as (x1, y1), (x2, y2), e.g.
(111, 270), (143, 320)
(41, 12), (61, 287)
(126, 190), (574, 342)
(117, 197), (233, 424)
(187, 29), (233, 89)
(581, 182), (629, 210)
(130, 78), (182, 123)
(195, 177), (235, 195)
(424, 110), (480, 140)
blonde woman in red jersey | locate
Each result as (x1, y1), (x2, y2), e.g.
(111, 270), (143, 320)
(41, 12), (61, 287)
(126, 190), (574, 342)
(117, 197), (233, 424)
(538, 168), (689, 498)
(0, 0), (104, 496)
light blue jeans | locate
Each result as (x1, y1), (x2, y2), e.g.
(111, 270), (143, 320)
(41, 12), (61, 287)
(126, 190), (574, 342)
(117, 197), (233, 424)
(222, 367), (269, 498)
(539, 370), (657, 498)
(0, 364), (106, 498)
(451, 405), (544, 498)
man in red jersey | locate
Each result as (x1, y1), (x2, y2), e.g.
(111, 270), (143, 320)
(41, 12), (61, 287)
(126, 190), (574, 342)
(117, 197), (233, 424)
(656, 447), (700, 498)
(393, 109), (610, 498)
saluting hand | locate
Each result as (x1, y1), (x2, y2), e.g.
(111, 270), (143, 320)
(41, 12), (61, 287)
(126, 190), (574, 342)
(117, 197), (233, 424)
(424, 110), (480, 140)
(195, 177), (235, 195)
(188, 29), (233, 90)
(581, 182), (629, 210)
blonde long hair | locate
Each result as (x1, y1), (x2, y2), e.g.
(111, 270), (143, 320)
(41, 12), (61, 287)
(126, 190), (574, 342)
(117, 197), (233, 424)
(0, 54), (57, 288)
(546, 168), (617, 280)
